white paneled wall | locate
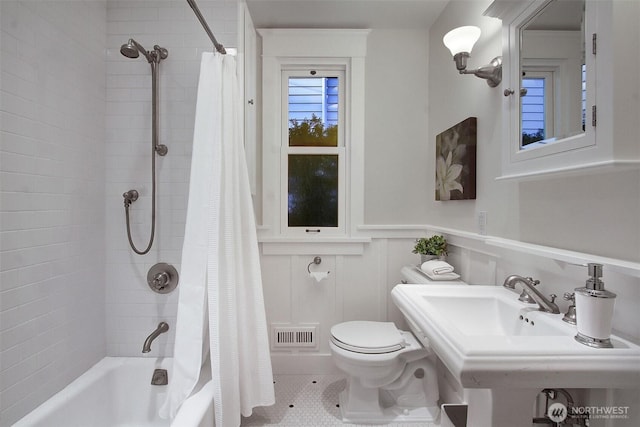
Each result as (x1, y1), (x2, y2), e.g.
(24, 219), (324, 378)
(104, 0), (237, 356)
(0, 1), (107, 424)
(262, 233), (640, 376)
(262, 238), (425, 374)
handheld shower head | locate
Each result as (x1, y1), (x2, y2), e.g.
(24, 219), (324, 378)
(120, 39), (140, 58)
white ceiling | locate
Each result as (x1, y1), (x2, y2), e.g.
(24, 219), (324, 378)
(245, 0), (449, 29)
(526, 0), (584, 31)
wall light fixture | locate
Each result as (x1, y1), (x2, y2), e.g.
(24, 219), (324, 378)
(443, 26), (502, 87)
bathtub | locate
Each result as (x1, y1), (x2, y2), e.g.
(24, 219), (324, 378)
(14, 357), (214, 427)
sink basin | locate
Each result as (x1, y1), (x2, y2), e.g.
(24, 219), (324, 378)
(391, 284), (640, 389)
(423, 294), (568, 337)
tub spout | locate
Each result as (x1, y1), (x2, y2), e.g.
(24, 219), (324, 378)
(142, 322), (169, 353)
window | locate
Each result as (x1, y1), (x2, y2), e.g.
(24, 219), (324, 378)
(521, 70), (554, 148)
(283, 70), (345, 234)
(259, 29), (369, 239)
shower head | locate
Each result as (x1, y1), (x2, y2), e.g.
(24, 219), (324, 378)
(120, 38), (152, 63)
(120, 39), (140, 58)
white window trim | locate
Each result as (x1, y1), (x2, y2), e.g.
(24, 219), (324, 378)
(282, 68), (346, 236)
(258, 29), (370, 240)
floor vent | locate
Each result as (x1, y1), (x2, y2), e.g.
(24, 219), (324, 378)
(272, 325), (318, 349)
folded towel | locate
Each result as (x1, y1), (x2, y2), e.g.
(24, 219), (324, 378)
(423, 270), (460, 281)
(421, 260), (455, 275)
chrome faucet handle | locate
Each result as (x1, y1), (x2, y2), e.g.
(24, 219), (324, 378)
(562, 292), (577, 324)
(518, 290), (535, 303)
(517, 277), (539, 304)
(152, 272), (169, 290)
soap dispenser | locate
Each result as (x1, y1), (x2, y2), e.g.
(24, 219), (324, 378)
(574, 263), (616, 348)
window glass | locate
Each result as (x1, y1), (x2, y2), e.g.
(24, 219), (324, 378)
(288, 77), (339, 147)
(521, 76), (546, 145)
(287, 154), (338, 227)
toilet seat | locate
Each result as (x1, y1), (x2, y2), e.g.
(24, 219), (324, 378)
(330, 321), (406, 354)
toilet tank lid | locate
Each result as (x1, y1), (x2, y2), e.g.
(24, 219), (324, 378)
(400, 265), (466, 284)
(330, 321), (405, 352)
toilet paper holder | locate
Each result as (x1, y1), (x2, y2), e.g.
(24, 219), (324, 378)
(307, 256), (330, 274)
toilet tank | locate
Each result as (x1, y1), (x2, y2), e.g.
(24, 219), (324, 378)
(392, 265), (465, 333)
(400, 265), (432, 284)
(399, 265), (466, 285)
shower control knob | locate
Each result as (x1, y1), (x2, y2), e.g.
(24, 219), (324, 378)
(155, 144), (168, 156)
(152, 272), (169, 290)
(147, 263), (179, 294)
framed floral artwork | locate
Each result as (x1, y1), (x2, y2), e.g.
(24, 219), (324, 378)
(435, 117), (477, 201)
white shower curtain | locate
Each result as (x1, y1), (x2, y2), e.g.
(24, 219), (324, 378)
(160, 52), (274, 426)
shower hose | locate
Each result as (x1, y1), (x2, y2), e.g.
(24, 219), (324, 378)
(124, 149), (157, 255)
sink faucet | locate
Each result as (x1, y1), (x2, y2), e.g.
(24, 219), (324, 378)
(142, 322), (169, 353)
(503, 275), (560, 314)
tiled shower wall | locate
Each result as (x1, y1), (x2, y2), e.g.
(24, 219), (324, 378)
(104, 0), (237, 356)
(0, 1), (107, 424)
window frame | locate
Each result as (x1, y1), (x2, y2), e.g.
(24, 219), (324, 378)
(258, 29), (369, 240)
(281, 68), (346, 236)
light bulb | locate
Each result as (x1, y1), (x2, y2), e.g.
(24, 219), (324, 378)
(443, 26), (481, 56)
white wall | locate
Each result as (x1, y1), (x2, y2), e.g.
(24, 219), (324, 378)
(104, 0), (237, 356)
(364, 29), (431, 223)
(0, 1), (107, 424)
(427, 0), (640, 262)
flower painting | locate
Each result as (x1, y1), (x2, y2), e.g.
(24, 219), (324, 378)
(435, 117), (476, 201)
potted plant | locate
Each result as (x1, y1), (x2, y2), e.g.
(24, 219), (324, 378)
(412, 235), (447, 263)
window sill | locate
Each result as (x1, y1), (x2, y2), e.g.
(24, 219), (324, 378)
(258, 235), (371, 255)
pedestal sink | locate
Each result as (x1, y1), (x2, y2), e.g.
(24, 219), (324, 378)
(391, 284), (640, 426)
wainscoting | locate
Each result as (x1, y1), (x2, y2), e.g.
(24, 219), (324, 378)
(259, 226), (640, 375)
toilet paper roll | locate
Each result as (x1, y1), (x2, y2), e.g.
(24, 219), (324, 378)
(310, 271), (329, 282)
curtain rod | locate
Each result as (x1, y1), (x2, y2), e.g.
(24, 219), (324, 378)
(186, 0), (227, 54)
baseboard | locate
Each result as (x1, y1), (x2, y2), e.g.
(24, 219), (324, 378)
(271, 353), (340, 375)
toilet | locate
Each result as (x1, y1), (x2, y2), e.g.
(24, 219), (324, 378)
(329, 265), (466, 424)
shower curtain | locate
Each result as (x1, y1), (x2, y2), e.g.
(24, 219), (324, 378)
(160, 52), (274, 426)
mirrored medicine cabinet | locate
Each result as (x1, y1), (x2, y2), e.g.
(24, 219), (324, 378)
(518, 0), (585, 150)
(486, 0), (638, 179)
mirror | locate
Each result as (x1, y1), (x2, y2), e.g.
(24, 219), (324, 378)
(519, 0), (585, 150)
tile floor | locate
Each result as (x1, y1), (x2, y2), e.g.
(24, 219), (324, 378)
(241, 375), (437, 427)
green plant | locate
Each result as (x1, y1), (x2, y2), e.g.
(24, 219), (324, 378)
(412, 235), (447, 256)
(288, 114), (337, 147)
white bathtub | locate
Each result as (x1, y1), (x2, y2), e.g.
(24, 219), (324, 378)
(14, 357), (214, 427)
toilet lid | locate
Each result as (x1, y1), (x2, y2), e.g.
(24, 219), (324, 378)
(330, 321), (406, 354)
